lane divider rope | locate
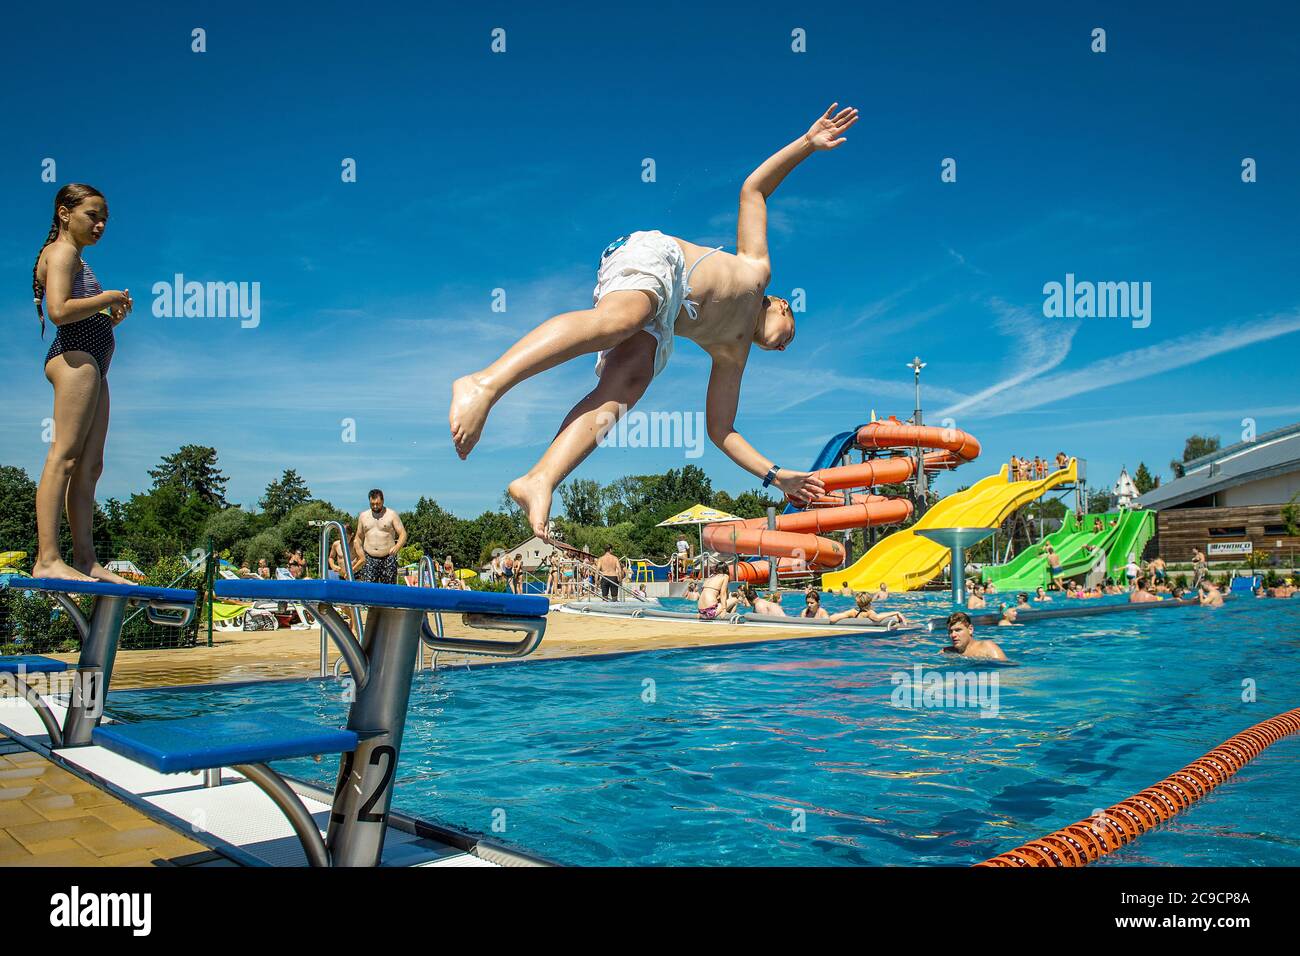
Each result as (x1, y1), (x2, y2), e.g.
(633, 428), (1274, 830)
(977, 707), (1300, 867)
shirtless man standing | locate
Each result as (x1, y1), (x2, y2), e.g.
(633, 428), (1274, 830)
(449, 104), (862, 537)
(943, 612), (1008, 661)
(352, 489), (407, 585)
(596, 545), (623, 601)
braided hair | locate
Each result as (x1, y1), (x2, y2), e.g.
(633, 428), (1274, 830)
(32, 183), (105, 338)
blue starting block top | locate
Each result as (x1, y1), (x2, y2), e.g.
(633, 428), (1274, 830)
(5, 578), (198, 603)
(215, 579), (548, 617)
(93, 713), (360, 774)
(0, 655), (69, 674)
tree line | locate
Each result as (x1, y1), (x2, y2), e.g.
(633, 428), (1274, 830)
(0, 448), (782, 576)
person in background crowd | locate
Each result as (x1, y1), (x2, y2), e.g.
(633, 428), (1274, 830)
(1129, 577), (1160, 604)
(1191, 548), (1208, 588)
(751, 588), (785, 616)
(829, 592), (908, 626)
(1198, 579), (1224, 608)
(596, 545), (623, 600)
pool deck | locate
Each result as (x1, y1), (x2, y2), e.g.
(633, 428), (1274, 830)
(2, 605), (850, 867)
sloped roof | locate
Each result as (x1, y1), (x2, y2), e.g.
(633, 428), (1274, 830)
(1140, 422), (1300, 509)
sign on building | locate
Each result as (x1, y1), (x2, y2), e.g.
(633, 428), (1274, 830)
(1207, 541), (1253, 556)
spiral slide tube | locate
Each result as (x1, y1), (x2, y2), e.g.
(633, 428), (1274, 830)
(703, 418), (981, 582)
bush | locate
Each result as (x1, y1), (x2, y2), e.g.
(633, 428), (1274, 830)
(0, 586), (83, 654)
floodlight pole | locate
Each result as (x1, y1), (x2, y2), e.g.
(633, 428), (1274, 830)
(908, 357), (929, 515)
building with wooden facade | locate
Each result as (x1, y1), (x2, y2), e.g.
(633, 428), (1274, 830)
(1139, 423), (1300, 564)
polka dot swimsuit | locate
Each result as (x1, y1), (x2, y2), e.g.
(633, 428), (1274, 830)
(43, 259), (115, 377)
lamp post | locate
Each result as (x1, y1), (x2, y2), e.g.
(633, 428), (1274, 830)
(907, 357), (928, 514)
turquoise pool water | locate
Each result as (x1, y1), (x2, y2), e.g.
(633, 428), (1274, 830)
(109, 594), (1300, 866)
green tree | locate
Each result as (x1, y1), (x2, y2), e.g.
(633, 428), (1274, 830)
(202, 506), (253, 554)
(1087, 489), (1113, 514)
(1133, 462), (1156, 494)
(1283, 492), (1300, 537)
(0, 465), (39, 557)
(148, 445), (230, 507)
(260, 469), (312, 522)
(558, 478), (605, 525)
(402, 497), (464, 567)
(1170, 434), (1220, 478)
(729, 489), (783, 518)
(278, 501), (352, 569)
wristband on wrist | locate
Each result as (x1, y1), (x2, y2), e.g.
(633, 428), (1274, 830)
(762, 466), (781, 488)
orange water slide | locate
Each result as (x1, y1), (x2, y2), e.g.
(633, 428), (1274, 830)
(702, 418), (981, 582)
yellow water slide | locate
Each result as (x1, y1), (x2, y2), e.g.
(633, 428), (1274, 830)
(820, 459), (1078, 592)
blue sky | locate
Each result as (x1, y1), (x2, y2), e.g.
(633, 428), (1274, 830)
(3, 1), (1299, 517)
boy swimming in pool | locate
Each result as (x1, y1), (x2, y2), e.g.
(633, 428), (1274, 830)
(449, 104), (860, 537)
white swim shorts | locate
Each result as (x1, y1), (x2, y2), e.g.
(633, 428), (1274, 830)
(592, 230), (687, 379)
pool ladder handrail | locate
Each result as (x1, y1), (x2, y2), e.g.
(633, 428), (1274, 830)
(310, 520), (364, 677)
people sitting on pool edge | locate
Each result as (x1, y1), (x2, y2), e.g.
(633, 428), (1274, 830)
(828, 592), (909, 627)
(696, 562), (739, 620)
(944, 611), (1008, 660)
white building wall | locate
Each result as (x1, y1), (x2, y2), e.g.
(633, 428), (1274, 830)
(1219, 472), (1300, 507)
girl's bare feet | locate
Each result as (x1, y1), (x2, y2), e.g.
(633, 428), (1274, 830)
(449, 374), (495, 459)
(78, 560), (137, 586)
(31, 558), (96, 582)
(507, 474), (554, 539)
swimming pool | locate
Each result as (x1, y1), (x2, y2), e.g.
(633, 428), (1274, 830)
(108, 595), (1300, 866)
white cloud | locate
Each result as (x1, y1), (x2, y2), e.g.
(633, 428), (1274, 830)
(950, 310), (1300, 419)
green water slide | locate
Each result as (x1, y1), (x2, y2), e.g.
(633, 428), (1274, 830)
(982, 510), (1154, 591)
(1103, 508), (1156, 580)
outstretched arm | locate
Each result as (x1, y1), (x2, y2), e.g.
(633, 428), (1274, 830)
(736, 103), (859, 264)
(705, 352), (826, 505)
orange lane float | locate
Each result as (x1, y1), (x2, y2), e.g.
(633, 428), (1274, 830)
(703, 417), (982, 582)
(977, 708), (1300, 867)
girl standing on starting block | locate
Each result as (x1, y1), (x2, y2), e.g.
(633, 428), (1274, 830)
(29, 184), (135, 584)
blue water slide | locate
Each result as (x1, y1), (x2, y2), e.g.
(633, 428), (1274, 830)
(781, 427), (864, 515)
